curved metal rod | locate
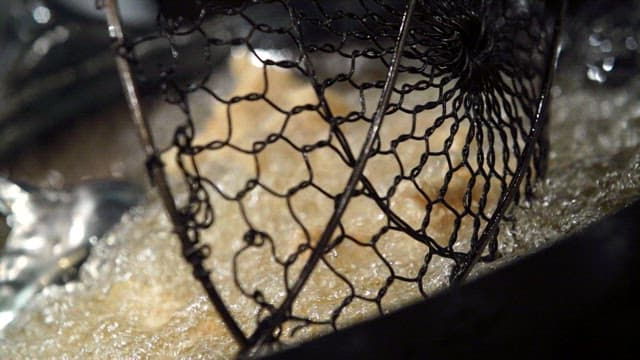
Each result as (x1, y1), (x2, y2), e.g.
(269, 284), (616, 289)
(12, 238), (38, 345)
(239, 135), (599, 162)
(102, 0), (249, 348)
(450, 0), (567, 284)
(240, 0), (417, 356)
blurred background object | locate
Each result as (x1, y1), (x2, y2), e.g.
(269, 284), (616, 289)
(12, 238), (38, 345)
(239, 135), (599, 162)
(565, 0), (640, 87)
(0, 0), (152, 333)
(0, 0), (157, 162)
(0, 0), (236, 185)
(0, 176), (142, 332)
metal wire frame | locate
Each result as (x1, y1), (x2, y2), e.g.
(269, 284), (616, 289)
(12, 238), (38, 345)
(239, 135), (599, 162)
(102, 0), (250, 348)
(450, 0), (566, 283)
(103, 0), (565, 357)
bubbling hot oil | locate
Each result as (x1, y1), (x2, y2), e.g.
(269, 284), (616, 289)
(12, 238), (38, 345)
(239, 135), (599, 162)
(2, 46), (640, 358)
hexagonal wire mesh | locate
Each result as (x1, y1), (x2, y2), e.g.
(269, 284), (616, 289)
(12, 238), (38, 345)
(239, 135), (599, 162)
(102, 0), (564, 356)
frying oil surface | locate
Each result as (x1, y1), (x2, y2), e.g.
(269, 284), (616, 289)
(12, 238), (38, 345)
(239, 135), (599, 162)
(2, 45), (639, 359)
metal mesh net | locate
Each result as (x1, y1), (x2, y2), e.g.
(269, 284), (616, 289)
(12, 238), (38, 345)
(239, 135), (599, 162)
(103, 0), (562, 356)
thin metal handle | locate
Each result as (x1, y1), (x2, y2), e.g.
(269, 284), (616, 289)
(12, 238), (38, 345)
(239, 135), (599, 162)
(102, 0), (249, 349)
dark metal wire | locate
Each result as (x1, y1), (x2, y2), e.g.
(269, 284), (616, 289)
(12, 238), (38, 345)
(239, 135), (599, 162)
(103, 0), (249, 348)
(450, 0), (567, 284)
(242, 1), (417, 354)
(104, 0), (564, 357)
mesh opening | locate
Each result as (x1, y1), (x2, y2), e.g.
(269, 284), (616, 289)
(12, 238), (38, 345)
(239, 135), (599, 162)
(104, 0), (562, 356)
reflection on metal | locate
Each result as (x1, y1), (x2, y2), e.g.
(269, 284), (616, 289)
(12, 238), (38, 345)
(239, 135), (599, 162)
(0, 177), (142, 333)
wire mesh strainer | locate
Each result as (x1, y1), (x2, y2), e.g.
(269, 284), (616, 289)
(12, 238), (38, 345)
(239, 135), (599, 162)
(102, 0), (564, 356)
